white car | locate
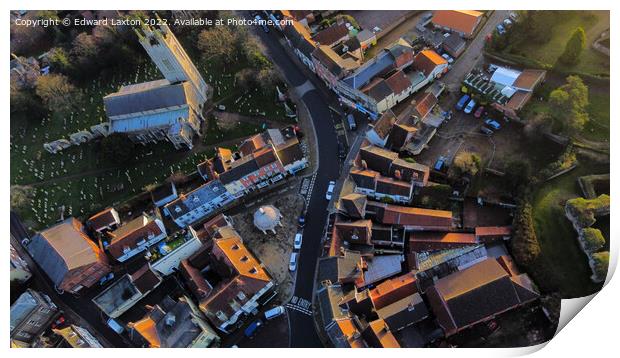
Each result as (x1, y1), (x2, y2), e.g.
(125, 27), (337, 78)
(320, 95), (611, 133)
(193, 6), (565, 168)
(289, 252), (298, 271)
(441, 53), (454, 64)
(325, 181), (336, 200)
(294, 233), (303, 250)
(464, 99), (477, 114)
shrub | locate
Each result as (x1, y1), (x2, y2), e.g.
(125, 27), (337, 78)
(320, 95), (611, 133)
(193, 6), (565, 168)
(511, 201), (541, 265)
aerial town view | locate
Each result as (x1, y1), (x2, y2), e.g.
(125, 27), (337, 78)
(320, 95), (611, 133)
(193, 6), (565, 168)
(9, 8), (611, 349)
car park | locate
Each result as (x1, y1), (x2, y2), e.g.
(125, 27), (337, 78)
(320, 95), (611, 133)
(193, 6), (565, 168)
(325, 181), (336, 200)
(264, 306), (285, 320)
(485, 119), (501, 130)
(480, 126), (494, 136)
(294, 232), (303, 250)
(456, 95), (470, 111)
(289, 252), (298, 271)
(474, 106), (485, 119)
(464, 99), (477, 114)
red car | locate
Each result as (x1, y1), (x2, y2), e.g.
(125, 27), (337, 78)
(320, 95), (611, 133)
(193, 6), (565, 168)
(474, 106), (485, 119)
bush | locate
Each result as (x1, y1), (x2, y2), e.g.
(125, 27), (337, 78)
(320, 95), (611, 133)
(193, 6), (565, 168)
(511, 201), (541, 265)
(559, 27), (586, 66)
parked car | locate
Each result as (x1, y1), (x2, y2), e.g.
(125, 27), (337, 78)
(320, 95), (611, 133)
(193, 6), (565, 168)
(346, 114), (357, 130)
(294, 232), (303, 250)
(264, 306), (286, 320)
(434, 156), (447, 171)
(464, 99), (477, 114)
(474, 106), (485, 119)
(485, 119), (501, 130)
(503, 18), (513, 27)
(289, 252), (298, 271)
(298, 214), (305, 228)
(480, 126), (494, 136)
(338, 142), (346, 159)
(496, 24), (506, 35)
(441, 53), (454, 64)
(244, 319), (263, 337)
(325, 181), (336, 200)
(455, 95), (470, 111)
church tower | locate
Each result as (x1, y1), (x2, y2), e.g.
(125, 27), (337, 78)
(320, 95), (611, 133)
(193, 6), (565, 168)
(135, 17), (209, 107)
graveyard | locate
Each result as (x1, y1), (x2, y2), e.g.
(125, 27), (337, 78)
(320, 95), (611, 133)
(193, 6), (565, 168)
(11, 48), (294, 230)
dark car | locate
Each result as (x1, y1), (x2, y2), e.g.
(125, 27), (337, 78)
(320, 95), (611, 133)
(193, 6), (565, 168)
(455, 94), (470, 111)
(298, 214), (306, 228)
(244, 319), (263, 338)
(338, 142), (347, 159)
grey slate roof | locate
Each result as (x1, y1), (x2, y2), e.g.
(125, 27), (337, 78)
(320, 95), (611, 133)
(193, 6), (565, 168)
(376, 293), (429, 331)
(366, 80), (393, 102)
(104, 79), (189, 117)
(27, 234), (68, 286)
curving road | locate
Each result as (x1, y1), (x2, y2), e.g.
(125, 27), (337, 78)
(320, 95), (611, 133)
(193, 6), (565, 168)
(247, 16), (344, 347)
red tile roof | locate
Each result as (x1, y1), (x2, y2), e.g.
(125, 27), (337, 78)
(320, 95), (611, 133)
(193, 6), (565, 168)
(313, 23), (349, 46)
(369, 201), (453, 228)
(107, 217), (164, 260)
(475, 226), (512, 237)
(413, 50), (447, 77)
(385, 70), (412, 95)
(432, 10), (483, 37)
(412, 92), (438, 119)
(369, 271), (417, 309)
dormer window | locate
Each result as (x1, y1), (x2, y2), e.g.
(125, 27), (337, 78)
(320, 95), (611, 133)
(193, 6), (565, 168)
(241, 256), (249, 262)
(249, 267), (258, 274)
(231, 244), (240, 250)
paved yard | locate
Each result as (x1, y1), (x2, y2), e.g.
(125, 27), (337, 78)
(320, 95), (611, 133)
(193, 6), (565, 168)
(231, 190), (305, 303)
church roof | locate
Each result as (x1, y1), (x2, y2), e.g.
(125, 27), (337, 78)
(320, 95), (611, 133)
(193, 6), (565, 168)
(104, 79), (189, 118)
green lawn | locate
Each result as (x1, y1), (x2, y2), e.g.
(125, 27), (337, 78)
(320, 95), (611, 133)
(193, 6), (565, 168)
(582, 92), (610, 142)
(521, 88), (609, 142)
(507, 11), (610, 77)
(200, 58), (289, 120)
(531, 161), (607, 297)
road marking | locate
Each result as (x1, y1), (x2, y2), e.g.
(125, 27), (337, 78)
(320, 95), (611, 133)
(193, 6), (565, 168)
(286, 296), (313, 316)
(295, 80), (315, 97)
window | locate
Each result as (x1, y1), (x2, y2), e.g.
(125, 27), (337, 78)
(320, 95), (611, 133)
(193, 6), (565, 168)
(240, 256), (249, 262)
(237, 292), (246, 301)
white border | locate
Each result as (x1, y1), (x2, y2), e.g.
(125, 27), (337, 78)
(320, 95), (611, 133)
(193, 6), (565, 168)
(3, 1), (618, 357)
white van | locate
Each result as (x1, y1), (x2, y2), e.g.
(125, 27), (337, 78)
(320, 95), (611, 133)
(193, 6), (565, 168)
(107, 318), (125, 334)
(264, 306), (285, 320)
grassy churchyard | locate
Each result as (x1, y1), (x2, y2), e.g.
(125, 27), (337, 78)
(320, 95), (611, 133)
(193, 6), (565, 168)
(12, 36), (293, 231)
